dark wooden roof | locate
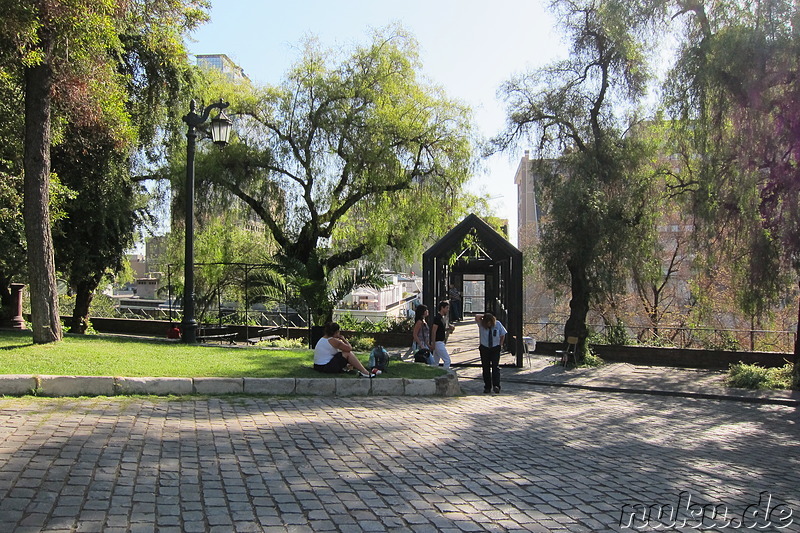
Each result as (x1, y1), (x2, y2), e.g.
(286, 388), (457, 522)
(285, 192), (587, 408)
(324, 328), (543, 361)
(423, 213), (521, 260)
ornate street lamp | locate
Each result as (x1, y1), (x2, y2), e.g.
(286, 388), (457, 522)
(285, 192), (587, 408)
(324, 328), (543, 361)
(181, 99), (232, 343)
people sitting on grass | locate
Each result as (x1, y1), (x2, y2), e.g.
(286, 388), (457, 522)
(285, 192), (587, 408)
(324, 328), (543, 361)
(313, 322), (379, 377)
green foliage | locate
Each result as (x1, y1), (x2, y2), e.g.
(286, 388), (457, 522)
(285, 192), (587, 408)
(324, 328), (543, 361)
(603, 320), (632, 346)
(336, 313), (414, 336)
(256, 337), (305, 349)
(158, 214), (277, 325)
(348, 336), (376, 352)
(0, 0), (209, 340)
(726, 362), (793, 390)
(336, 313), (384, 333)
(580, 350), (605, 368)
(664, 0), (800, 332)
(646, 335), (677, 348)
(702, 331), (742, 352)
(385, 317), (414, 334)
(495, 0), (663, 342)
(88, 293), (118, 318)
(182, 26), (477, 325)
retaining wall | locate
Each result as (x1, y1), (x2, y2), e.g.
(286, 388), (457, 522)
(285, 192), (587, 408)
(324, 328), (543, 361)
(0, 373), (461, 398)
(534, 341), (793, 369)
(83, 317), (409, 347)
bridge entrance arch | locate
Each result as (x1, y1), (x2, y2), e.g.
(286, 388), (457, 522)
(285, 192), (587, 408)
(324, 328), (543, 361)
(422, 214), (524, 366)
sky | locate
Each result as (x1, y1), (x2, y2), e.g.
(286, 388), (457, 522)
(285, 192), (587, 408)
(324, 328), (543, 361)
(186, 0), (568, 245)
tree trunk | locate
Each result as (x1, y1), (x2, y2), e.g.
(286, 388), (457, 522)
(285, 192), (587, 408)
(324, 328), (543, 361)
(794, 285), (799, 390)
(564, 259), (590, 360)
(70, 281), (95, 334)
(23, 31), (62, 344)
(0, 279), (11, 327)
(302, 281), (333, 327)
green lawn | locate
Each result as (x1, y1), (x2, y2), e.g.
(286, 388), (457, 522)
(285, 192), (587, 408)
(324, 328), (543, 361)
(0, 330), (445, 379)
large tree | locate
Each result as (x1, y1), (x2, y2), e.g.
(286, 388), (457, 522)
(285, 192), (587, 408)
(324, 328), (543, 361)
(51, 124), (139, 333)
(494, 0), (664, 358)
(0, 0), (208, 339)
(190, 28), (476, 325)
(50, 2), (207, 334)
(664, 0), (800, 383)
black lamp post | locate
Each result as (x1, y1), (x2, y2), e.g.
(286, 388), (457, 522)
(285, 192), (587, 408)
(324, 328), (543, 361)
(181, 99), (233, 343)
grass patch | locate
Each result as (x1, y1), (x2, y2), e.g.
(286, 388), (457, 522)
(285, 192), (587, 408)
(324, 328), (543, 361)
(726, 361), (793, 390)
(0, 330), (445, 380)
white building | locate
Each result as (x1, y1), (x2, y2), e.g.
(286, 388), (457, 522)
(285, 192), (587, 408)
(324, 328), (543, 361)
(334, 273), (421, 322)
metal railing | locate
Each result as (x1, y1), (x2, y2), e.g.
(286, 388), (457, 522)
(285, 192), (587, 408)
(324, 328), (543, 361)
(524, 322), (796, 353)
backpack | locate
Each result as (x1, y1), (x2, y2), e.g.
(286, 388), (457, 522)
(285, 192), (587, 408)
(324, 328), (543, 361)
(414, 349), (431, 363)
(368, 345), (390, 372)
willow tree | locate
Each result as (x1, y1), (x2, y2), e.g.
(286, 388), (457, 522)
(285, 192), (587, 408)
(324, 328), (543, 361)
(494, 0), (665, 358)
(194, 28), (476, 325)
(664, 0), (800, 383)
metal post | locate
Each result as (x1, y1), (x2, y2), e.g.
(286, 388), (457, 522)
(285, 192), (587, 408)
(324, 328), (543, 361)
(180, 99), (230, 344)
(182, 114), (198, 343)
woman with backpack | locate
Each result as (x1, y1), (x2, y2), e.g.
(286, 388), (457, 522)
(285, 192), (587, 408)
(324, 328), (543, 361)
(475, 312), (507, 393)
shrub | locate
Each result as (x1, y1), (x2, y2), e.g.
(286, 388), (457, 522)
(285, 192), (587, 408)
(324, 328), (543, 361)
(726, 361), (793, 390)
(703, 330), (741, 351)
(604, 320), (631, 345)
(349, 335), (375, 352)
(385, 317), (414, 334)
(580, 350), (604, 368)
(258, 337), (305, 348)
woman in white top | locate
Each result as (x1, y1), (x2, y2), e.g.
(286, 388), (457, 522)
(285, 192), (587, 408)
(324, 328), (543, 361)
(475, 313), (507, 394)
(314, 322), (375, 377)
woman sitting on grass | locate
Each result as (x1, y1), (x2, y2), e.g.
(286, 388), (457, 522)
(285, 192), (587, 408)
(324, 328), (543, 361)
(313, 322), (377, 378)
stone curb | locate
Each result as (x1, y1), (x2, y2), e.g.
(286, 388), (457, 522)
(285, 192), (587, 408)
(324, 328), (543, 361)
(0, 374), (460, 398)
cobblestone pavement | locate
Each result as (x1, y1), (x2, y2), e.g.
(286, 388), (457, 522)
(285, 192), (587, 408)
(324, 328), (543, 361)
(0, 386), (798, 532)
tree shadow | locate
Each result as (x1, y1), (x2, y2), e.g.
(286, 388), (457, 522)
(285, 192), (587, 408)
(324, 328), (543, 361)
(1, 391), (797, 531)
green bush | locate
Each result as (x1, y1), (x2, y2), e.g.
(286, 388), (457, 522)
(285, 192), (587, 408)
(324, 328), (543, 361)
(580, 350), (604, 368)
(258, 337), (305, 348)
(726, 361), (793, 390)
(349, 335), (375, 352)
(336, 313), (413, 334)
(703, 330), (741, 351)
(385, 317), (414, 334)
(604, 320), (631, 345)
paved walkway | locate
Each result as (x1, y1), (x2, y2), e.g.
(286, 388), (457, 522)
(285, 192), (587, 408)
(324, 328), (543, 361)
(0, 323), (798, 532)
(443, 320), (800, 406)
(1, 385), (798, 532)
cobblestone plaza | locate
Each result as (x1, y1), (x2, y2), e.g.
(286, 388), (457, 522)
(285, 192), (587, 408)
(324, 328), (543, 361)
(0, 382), (797, 532)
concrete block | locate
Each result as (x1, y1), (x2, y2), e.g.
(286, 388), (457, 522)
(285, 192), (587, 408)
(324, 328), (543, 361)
(295, 378), (336, 396)
(115, 377), (193, 396)
(0, 375), (37, 396)
(243, 378), (296, 395)
(404, 379), (437, 396)
(38, 375), (115, 397)
(335, 378), (371, 396)
(370, 378), (406, 396)
(193, 377), (243, 395)
(435, 372), (462, 396)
